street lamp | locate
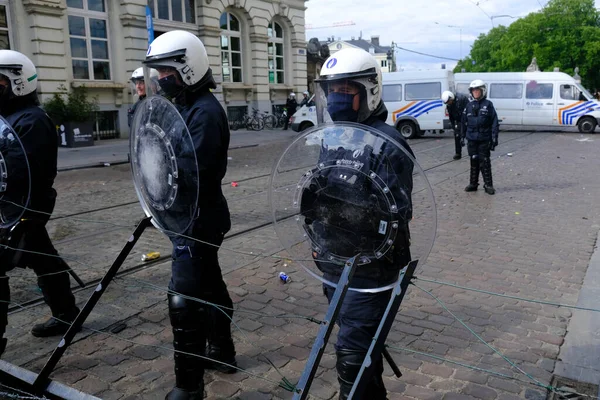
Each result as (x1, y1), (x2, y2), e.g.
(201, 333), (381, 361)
(434, 22), (463, 59)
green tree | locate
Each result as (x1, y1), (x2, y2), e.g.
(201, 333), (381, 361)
(454, 0), (600, 90)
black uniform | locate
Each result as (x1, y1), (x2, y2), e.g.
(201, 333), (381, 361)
(447, 93), (469, 156)
(302, 102), (414, 399)
(0, 94), (79, 355)
(127, 95), (145, 128)
(165, 86), (235, 396)
(283, 97), (298, 130)
(461, 97), (499, 192)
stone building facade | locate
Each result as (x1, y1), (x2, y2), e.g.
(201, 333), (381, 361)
(3, 0), (307, 137)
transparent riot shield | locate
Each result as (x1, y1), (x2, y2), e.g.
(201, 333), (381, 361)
(270, 123), (436, 293)
(0, 116), (31, 228)
(130, 95), (199, 234)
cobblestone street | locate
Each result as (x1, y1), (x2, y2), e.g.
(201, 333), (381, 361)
(3, 129), (600, 400)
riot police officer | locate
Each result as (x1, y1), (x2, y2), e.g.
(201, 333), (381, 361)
(283, 92), (297, 130)
(127, 67), (158, 128)
(442, 90), (469, 160)
(308, 47), (414, 399)
(461, 79), (499, 195)
(143, 30), (235, 399)
(0, 50), (80, 356)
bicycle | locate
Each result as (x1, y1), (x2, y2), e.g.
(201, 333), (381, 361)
(273, 108), (288, 128)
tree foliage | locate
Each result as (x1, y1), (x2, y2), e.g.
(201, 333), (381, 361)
(454, 0), (600, 90)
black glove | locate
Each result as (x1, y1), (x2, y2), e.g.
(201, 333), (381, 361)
(460, 138), (465, 147)
(491, 138), (498, 151)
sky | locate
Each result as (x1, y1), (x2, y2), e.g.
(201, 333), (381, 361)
(304, 0), (600, 71)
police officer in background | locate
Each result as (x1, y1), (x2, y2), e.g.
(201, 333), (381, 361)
(442, 90), (469, 160)
(127, 67), (159, 128)
(461, 79), (499, 195)
(306, 47), (414, 399)
(299, 90), (310, 107)
(144, 31), (235, 399)
(0, 50), (80, 356)
(283, 92), (297, 130)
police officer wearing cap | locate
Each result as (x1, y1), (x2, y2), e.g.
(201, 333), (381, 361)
(461, 79), (499, 195)
(307, 47), (414, 399)
(442, 90), (469, 160)
(144, 30), (235, 399)
(127, 67), (158, 128)
(0, 50), (80, 357)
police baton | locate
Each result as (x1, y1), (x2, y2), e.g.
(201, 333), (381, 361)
(382, 347), (402, 378)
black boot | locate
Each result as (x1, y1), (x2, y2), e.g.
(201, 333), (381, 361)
(481, 157), (495, 195)
(336, 349), (387, 400)
(464, 156), (480, 192)
(205, 299), (237, 374)
(166, 295), (205, 400)
(31, 308), (80, 338)
(32, 265), (80, 338)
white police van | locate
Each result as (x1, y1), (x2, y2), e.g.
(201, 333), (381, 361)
(382, 70), (454, 139)
(455, 72), (600, 133)
(290, 95), (317, 132)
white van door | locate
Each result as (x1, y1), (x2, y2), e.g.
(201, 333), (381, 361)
(522, 81), (556, 126)
(556, 82), (591, 128)
(487, 82), (523, 125)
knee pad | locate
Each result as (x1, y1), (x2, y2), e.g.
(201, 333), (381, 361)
(336, 349), (366, 385)
(168, 294), (206, 328)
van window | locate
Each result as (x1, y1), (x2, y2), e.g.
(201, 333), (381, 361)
(456, 83), (470, 95)
(405, 82), (441, 100)
(526, 82), (553, 99)
(382, 84), (402, 102)
(490, 83), (522, 99)
(560, 84), (586, 101)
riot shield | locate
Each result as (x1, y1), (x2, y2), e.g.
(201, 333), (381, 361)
(270, 123), (436, 292)
(0, 116), (31, 228)
(130, 95), (199, 234)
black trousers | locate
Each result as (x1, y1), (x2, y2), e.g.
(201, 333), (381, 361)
(1, 222), (77, 337)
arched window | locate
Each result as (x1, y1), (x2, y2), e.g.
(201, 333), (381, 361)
(267, 21), (284, 84)
(220, 12), (242, 83)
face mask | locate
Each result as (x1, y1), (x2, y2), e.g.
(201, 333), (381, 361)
(327, 92), (359, 122)
(158, 75), (184, 99)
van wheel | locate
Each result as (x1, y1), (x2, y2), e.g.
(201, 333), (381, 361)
(577, 117), (597, 133)
(299, 122), (313, 132)
(397, 121), (418, 139)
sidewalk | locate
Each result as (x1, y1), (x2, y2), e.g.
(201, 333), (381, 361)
(57, 128), (297, 171)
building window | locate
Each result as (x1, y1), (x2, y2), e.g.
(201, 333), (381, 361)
(0, 1), (12, 49)
(67, 0), (111, 80)
(94, 110), (120, 139)
(147, 0), (195, 24)
(268, 21), (284, 84)
(381, 60), (387, 68)
(220, 12), (242, 83)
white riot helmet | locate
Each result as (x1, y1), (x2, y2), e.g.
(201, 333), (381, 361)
(441, 90), (455, 104)
(314, 48), (382, 123)
(469, 79), (487, 99)
(290, 92), (296, 97)
(130, 67), (158, 98)
(303, 91), (309, 96)
(143, 30), (214, 90)
(0, 50), (38, 97)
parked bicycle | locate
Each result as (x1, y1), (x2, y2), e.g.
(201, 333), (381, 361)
(230, 110), (263, 131)
(273, 108), (288, 128)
